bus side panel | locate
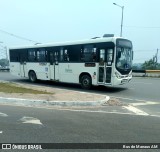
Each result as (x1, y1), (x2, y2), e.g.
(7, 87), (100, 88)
(58, 63), (79, 83)
(27, 63), (50, 80)
(10, 62), (21, 77)
(58, 63), (98, 85)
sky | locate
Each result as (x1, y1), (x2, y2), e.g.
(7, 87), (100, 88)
(0, 0), (160, 63)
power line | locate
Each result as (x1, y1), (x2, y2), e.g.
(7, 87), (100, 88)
(0, 28), (40, 44)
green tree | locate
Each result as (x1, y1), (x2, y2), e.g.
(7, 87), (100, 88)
(132, 65), (138, 70)
(0, 59), (9, 67)
(142, 58), (159, 70)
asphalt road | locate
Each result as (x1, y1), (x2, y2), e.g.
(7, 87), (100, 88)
(0, 71), (160, 116)
(0, 72), (160, 151)
(0, 104), (160, 152)
(0, 71), (160, 101)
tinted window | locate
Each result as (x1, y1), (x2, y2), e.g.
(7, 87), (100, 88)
(59, 47), (64, 62)
(37, 48), (46, 62)
(28, 49), (36, 62)
(117, 39), (132, 48)
(10, 49), (20, 62)
(46, 47), (58, 62)
(19, 49), (28, 62)
(65, 45), (81, 62)
(81, 45), (97, 62)
(96, 42), (114, 63)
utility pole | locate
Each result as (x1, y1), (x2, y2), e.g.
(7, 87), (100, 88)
(156, 48), (158, 63)
(153, 49), (158, 62)
(153, 48), (159, 69)
(113, 3), (124, 37)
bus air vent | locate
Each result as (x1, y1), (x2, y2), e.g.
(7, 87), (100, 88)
(103, 34), (114, 38)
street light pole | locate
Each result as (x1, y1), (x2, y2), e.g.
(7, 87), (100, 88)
(113, 3), (124, 37)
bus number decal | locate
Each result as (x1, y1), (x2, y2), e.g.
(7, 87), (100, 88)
(85, 63), (96, 67)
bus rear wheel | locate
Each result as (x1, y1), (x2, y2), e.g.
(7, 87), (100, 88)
(29, 71), (37, 83)
(80, 75), (92, 89)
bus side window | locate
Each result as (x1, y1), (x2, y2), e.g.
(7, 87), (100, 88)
(80, 48), (84, 61)
(81, 45), (96, 62)
(10, 49), (20, 62)
(59, 47), (69, 62)
(28, 49), (36, 62)
(99, 49), (105, 65)
(37, 48), (46, 62)
(92, 48), (97, 62)
(64, 49), (69, 61)
(66, 45), (80, 62)
(50, 53), (54, 64)
(54, 52), (58, 62)
(107, 49), (113, 62)
(60, 48), (64, 62)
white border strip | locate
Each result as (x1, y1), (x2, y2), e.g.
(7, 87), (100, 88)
(131, 102), (159, 106)
(0, 112), (8, 117)
(123, 105), (149, 116)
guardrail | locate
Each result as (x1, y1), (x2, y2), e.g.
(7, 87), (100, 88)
(146, 70), (160, 73)
(132, 70), (160, 77)
(0, 68), (10, 72)
(132, 70), (160, 73)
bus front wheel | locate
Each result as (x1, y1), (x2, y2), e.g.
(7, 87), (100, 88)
(29, 71), (37, 83)
(80, 75), (92, 89)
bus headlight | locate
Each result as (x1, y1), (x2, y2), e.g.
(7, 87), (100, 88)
(115, 72), (121, 79)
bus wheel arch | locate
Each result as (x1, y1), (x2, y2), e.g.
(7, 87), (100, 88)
(79, 73), (92, 89)
(28, 70), (37, 82)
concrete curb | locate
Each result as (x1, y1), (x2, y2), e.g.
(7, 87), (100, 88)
(0, 96), (110, 107)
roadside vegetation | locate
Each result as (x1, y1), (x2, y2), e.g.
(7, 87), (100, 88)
(0, 82), (52, 94)
(133, 56), (160, 70)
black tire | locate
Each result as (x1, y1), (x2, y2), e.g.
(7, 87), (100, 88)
(80, 75), (92, 89)
(29, 71), (37, 83)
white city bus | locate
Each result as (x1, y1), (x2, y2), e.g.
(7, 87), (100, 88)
(9, 35), (133, 89)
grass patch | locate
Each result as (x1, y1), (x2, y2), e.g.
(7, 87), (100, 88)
(0, 82), (52, 94)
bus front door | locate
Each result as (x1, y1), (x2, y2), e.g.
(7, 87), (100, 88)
(98, 49), (112, 84)
(20, 52), (27, 77)
(50, 51), (59, 80)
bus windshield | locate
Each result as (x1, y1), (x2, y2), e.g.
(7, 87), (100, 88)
(116, 39), (132, 74)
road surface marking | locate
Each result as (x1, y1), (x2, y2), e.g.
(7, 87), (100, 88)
(1, 103), (160, 118)
(150, 115), (160, 118)
(123, 105), (149, 116)
(54, 109), (134, 115)
(110, 95), (159, 103)
(0, 96), (42, 101)
(131, 101), (159, 106)
(0, 131), (3, 134)
(0, 112), (8, 117)
(19, 116), (43, 125)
